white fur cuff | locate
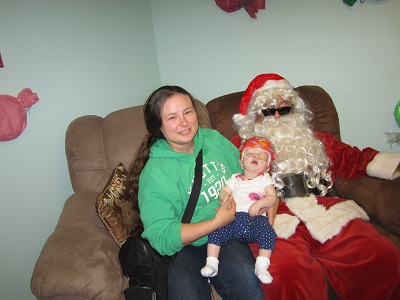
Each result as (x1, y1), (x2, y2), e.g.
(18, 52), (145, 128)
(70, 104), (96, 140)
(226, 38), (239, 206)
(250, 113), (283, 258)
(273, 213), (300, 239)
(286, 195), (369, 244)
(366, 152), (400, 180)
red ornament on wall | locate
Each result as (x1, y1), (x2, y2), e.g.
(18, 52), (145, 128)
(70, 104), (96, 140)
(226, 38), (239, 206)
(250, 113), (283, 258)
(0, 88), (39, 141)
(216, 0), (265, 19)
(0, 53), (4, 68)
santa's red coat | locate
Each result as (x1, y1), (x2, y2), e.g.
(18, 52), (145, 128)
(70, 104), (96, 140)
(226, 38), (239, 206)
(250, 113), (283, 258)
(232, 132), (400, 299)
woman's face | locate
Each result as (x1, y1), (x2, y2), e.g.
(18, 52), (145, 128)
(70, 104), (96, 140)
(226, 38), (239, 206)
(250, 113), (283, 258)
(160, 93), (198, 152)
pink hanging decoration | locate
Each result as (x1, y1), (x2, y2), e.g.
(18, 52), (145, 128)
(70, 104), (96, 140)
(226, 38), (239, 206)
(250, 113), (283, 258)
(0, 88), (39, 141)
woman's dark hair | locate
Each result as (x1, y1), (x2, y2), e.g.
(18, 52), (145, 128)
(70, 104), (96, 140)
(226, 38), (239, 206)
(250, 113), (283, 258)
(143, 85), (195, 140)
(130, 86), (196, 229)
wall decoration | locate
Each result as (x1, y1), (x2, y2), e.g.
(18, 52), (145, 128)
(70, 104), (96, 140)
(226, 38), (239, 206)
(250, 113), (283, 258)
(0, 88), (39, 141)
(394, 100), (400, 127)
(385, 132), (400, 147)
(215, 0), (265, 19)
(385, 101), (400, 147)
(343, 0), (358, 6)
(343, 0), (384, 7)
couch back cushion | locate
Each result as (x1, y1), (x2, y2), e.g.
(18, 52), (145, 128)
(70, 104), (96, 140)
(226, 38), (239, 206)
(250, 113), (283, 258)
(66, 100), (212, 193)
(206, 85), (341, 141)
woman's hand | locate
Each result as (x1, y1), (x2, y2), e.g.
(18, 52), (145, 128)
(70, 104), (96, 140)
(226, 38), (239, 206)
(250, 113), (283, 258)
(181, 196), (236, 246)
(214, 196), (236, 227)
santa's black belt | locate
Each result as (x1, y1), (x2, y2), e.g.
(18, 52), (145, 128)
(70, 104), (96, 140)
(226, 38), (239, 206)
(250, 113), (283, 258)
(280, 173), (316, 200)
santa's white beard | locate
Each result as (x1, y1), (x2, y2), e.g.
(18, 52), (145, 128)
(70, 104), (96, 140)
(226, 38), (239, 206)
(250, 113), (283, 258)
(254, 113), (332, 195)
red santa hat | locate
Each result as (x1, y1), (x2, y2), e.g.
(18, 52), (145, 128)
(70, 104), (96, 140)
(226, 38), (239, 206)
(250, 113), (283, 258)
(239, 73), (293, 115)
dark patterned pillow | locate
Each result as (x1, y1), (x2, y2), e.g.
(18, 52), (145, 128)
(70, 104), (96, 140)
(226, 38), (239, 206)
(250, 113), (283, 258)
(96, 163), (140, 247)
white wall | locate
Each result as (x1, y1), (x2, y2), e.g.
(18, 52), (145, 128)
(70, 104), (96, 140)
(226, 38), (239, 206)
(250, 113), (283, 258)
(152, 0), (400, 151)
(0, 1), (159, 299)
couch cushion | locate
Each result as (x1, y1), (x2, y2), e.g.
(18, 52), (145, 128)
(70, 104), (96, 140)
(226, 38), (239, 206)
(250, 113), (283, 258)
(31, 192), (128, 300)
(334, 175), (400, 247)
(295, 85), (341, 141)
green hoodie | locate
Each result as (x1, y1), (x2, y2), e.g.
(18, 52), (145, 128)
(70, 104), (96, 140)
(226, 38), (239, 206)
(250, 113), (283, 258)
(139, 127), (242, 256)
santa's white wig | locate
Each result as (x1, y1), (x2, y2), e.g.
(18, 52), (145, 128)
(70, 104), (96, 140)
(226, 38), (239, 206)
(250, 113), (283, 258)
(233, 73), (332, 196)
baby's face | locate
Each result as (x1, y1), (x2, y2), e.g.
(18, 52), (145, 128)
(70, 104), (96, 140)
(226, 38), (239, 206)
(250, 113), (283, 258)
(242, 148), (270, 174)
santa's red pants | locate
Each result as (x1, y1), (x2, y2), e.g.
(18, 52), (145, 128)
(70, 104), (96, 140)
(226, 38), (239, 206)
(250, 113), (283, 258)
(250, 201), (400, 299)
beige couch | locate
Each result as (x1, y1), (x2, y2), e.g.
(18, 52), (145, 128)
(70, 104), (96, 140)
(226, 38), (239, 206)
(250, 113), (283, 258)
(31, 86), (400, 299)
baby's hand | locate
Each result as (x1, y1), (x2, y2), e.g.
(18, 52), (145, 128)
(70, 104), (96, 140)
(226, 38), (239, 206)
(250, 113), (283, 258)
(248, 202), (262, 217)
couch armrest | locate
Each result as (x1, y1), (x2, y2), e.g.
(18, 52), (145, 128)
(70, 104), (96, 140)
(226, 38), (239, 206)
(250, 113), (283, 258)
(31, 192), (127, 300)
(334, 176), (400, 246)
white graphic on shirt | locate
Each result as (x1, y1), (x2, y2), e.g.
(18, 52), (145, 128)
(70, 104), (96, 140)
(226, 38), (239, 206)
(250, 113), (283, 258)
(188, 162), (228, 203)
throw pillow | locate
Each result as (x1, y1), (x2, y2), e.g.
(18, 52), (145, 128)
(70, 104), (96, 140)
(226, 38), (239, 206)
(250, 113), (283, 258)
(96, 163), (140, 247)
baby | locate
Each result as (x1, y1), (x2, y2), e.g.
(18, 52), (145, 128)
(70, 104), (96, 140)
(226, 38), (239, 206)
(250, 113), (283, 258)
(201, 137), (278, 284)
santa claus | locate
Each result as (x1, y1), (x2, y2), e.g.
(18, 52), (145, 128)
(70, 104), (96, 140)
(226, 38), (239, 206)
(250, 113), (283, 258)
(231, 73), (400, 299)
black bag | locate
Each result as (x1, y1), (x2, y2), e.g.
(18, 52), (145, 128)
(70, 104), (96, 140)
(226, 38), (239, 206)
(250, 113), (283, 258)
(119, 236), (175, 300)
(119, 150), (203, 300)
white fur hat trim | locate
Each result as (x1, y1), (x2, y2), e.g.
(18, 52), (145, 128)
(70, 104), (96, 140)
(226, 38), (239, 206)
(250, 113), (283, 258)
(252, 79), (292, 98)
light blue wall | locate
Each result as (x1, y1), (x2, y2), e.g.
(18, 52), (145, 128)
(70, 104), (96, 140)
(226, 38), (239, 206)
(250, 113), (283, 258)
(0, 1), (159, 299)
(1, 0), (399, 299)
(152, 0), (400, 151)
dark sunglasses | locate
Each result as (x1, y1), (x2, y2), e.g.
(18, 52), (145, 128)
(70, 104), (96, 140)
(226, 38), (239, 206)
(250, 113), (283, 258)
(261, 106), (292, 116)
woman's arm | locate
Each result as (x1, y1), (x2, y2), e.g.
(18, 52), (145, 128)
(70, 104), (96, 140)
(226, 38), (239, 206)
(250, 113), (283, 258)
(181, 196), (236, 245)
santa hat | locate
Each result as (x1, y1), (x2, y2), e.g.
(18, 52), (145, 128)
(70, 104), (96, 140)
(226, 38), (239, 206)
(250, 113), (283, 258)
(239, 73), (293, 115)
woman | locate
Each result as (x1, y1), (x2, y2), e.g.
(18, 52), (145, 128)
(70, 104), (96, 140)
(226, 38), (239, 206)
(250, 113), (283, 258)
(131, 85), (263, 299)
